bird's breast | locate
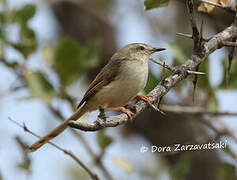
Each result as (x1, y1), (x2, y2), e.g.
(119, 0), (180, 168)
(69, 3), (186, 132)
(102, 60), (148, 107)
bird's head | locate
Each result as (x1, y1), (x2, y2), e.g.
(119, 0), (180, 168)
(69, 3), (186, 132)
(117, 43), (165, 62)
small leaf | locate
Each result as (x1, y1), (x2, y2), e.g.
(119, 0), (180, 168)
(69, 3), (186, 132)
(15, 136), (32, 174)
(12, 25), (37, 58)
(112, 157), (134, 173)
(144, 0), (170, 10)
(218, 162), (236, 180)
(15, 4), (36, 24)
(97, 129), (113, 152)
(54, 37), (100, 85)
(24, 70), (56, 103)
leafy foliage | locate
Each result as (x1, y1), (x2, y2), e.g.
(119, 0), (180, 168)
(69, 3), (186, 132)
(24, 70), (56, 104)
(14, 4), (36, 24)
(54, 37), (100, 85)
(144, 0), (170, 10)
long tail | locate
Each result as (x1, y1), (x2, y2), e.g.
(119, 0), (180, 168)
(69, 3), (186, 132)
(27, 106), (86, 152)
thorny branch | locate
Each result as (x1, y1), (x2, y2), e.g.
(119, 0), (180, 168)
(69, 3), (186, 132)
(8, 117), (100, 180)
(69, 0), (237, 146)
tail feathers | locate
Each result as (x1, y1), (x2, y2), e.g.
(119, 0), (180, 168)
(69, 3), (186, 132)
(27, 107), (85, 152)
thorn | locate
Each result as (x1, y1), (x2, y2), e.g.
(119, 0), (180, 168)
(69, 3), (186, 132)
(150, 58), (175, 72)
(176, 32), (193, 39)
(187, 70), (206, 75)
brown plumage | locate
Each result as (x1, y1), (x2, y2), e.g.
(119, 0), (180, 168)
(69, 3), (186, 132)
(27, 43), (165, 152)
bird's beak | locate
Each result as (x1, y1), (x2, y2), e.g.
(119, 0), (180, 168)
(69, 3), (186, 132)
(152, 47), (166, 53)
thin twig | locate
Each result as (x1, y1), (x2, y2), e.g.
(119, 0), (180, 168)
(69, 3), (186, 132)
(49, 106), (114, 180)
(8, 117), (100, 180)
(150, 58), (205, 75)
(161, 104), (237, 116)
(176, 32), (210, 41)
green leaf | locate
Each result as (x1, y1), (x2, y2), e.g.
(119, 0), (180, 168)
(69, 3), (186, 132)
(12, 25), (37, 58)
(54, 37), (100, 85)
(219, 57), (237, 89)
(24, 70), (56, 103)
(15, 136), (32, 174)
(218, 162), (236, 180)
(15, 4), (36, 24)
(144, 0), (170, 10)
(170, 153), (191, 180)
(97, 129), (113, 152)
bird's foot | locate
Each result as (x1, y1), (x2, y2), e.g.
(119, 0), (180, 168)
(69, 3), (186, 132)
(105, 107), (134, 121)
(134, 95), (165, 115)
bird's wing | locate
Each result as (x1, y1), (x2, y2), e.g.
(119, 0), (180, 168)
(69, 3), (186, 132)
(77, 58), (123, 108)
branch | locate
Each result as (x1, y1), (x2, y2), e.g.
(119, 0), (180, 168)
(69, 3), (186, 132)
(200, 118), (237, 143)
(49, 106), (114, 180)
(161, 104), (237, 116)
(8, 117), (100, 180)
(69, 14), (237, 131)
(150, 58), (206, 75)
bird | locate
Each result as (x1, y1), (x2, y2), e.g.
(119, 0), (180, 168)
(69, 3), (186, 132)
(27, 43), (165, 152)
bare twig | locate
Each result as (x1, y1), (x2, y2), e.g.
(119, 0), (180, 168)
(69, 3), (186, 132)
(176, 32), (210, 41)
(161, 104), (237, 116)
(200, 118), (237, 142)
(199, 0), (235, 13)
(8, 117), (100, 180)
(49, 106), (114, 180)
(150, 58), (205, 75)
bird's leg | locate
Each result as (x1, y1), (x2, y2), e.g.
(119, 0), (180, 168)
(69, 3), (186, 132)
(134, 95), (165, 115)
(98, 106), (106, 121)
(104, 107), (134, 120)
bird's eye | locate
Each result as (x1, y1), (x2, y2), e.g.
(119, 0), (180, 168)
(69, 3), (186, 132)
(137, 46), (145, 51)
